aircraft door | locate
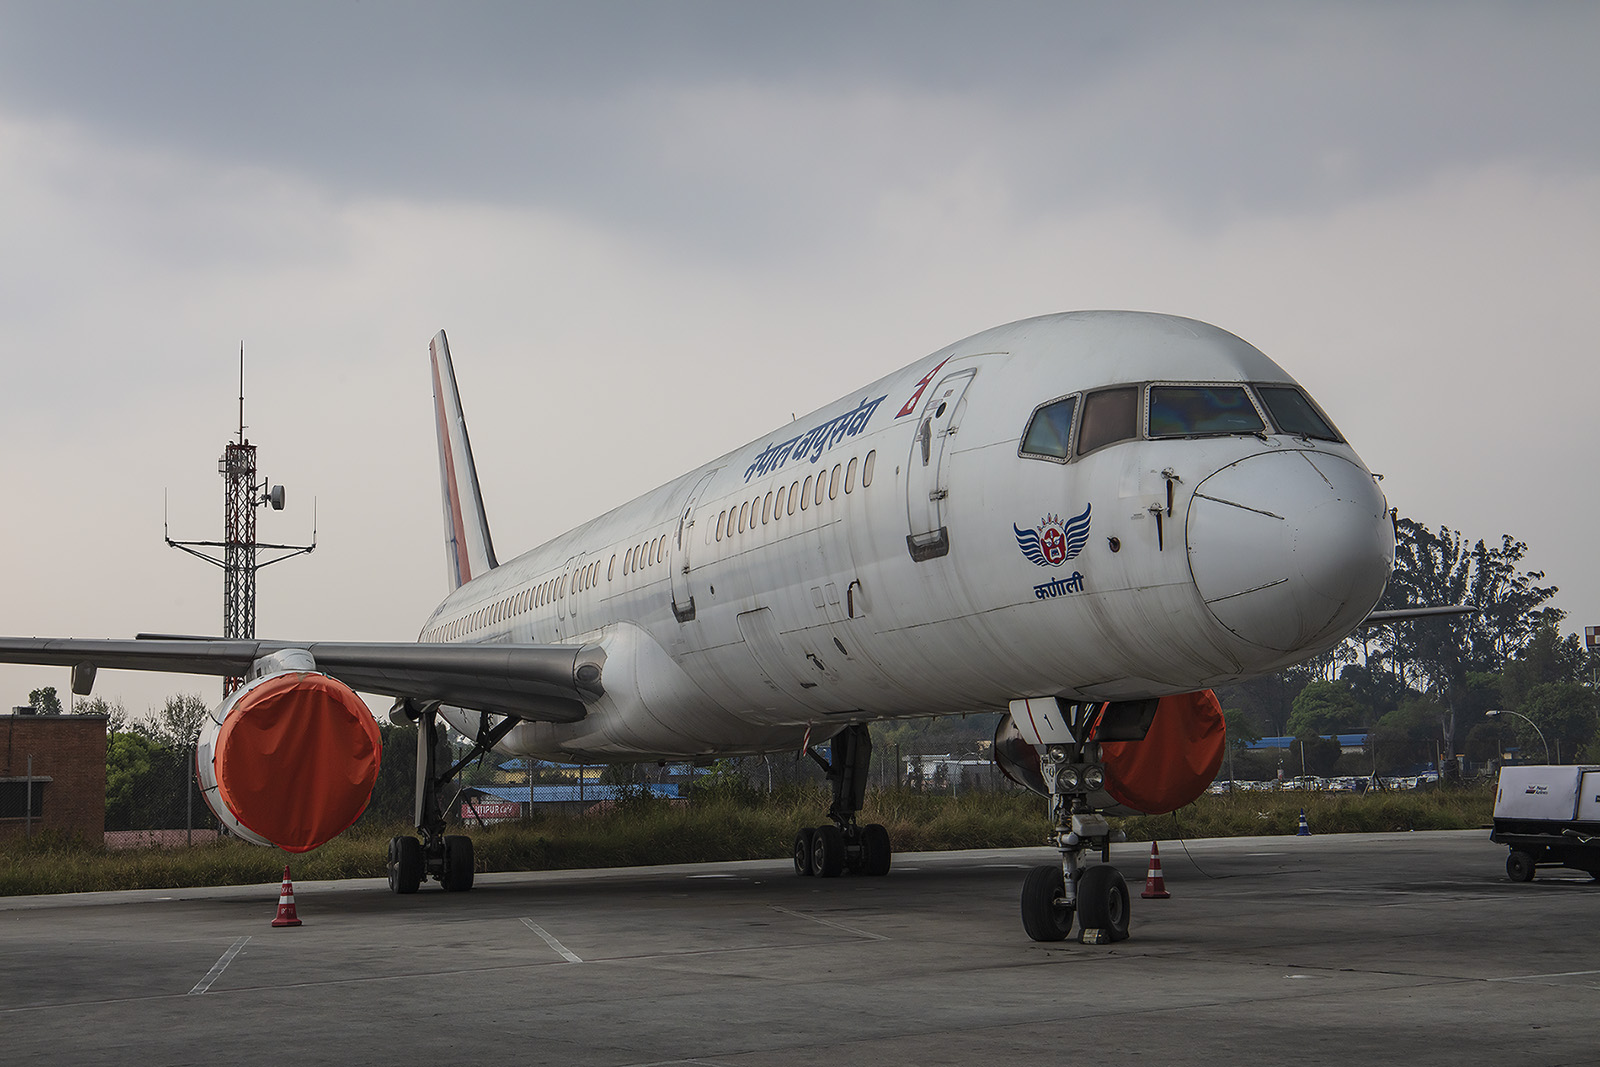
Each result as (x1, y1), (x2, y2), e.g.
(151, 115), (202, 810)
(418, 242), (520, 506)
(671, 469), (720, 622)
(564, 554), (587, 632)
(905, 367), (977, 561)
(555, 555), (578, 639)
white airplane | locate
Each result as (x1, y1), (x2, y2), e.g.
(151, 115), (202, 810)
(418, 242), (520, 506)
(0, 310), (1399, 943)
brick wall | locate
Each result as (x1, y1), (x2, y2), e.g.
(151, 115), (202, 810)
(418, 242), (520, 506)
(0, 714), (106, 843)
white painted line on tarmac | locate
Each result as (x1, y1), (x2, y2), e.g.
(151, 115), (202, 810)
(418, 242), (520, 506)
(188, 935), (250, 995)
(1488, 969), (1600, 983)
(521, 918), (583, 963)
(768, 904), (888, 941)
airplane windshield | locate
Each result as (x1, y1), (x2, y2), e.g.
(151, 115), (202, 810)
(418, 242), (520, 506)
(1077, 387), (1139, 454)
(1148, 385), (1265, 438)
(1256, 386), (1341, 441)
(1019, 395), (1077, 460)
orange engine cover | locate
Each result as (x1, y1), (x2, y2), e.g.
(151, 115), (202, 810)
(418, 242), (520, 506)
(1095, 689), (1226, 815)
(199, 671), (382, 852)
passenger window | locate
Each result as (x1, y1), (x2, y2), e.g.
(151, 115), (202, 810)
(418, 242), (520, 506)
(775, 484), (787, 518)
(1020, 395), (1077, 460)
(1256, 386), (1341, 441)
(625, 547), (634, 574)
(608, 554), (615, 581)
(801, 476), (812, 510)
(789, 480), (800, 514)
(763, 492), (772, 524)
(1149, 385), (1265, 438)
(1078, 387), (1139, 455)
(829, 464), (841, 500)
(739, 501), (748, 533)
(845, 456), (857, 493)
(863, 450), (876, 487)
(814, 473), (826, 507)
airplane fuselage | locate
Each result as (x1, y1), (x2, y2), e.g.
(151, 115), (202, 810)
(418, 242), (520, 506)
(422, 311), (1394, 762)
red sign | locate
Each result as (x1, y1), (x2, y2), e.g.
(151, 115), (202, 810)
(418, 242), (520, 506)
(460, 799), (520, 820)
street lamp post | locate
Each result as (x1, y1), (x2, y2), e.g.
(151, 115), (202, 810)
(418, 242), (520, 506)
(1486, 709), (1551, 764)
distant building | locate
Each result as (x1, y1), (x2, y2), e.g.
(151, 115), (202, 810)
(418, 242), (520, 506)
(460, 783), (680, 820)
(1, 711), (106, 842)
(1245, 733), (1370, 754)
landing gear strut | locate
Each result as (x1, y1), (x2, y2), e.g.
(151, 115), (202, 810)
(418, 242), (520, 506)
(793, 724), (892, 878)
(387, 700), (513, 894)
(1018, 702), (1131, 943)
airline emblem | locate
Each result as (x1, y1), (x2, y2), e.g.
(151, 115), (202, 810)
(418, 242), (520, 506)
(1014, 504), (1092, 567)
(896, 357), (951, 418)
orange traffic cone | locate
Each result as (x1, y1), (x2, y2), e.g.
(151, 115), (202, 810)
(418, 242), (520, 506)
(1141, 841), (1171, 899)
(271, 865), (302, 927)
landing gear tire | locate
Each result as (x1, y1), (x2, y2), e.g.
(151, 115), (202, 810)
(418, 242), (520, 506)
(794, 827), (817, 876)
(1077, 864), (1131, 941)
(442, 834), (475, 892)
(861, 823), (892, 877)
(388, 835), (423, 895)
(812, 824), (845, 878)
(1020, 864), (1074, 942)
(1506, 850), (1536, 883)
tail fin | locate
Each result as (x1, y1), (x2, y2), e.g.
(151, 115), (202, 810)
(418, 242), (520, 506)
(430, 331), (498, 590)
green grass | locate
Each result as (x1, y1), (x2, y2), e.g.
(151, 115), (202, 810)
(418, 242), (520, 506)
(0, 784), (1494, 896)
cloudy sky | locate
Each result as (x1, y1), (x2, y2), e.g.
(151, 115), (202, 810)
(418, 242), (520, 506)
(3, 2), (1597, 719)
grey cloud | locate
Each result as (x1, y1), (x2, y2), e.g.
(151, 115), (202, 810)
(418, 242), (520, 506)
(3, 2), (1596, 258)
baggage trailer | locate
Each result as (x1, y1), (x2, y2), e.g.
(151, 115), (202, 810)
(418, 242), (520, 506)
(1490, 765), (1600, 882)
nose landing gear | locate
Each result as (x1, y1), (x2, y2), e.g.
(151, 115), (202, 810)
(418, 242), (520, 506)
(1010, 700), (1135, 943)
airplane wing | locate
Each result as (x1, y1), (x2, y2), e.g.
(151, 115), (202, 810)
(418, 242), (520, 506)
(0, 636), (603, 724)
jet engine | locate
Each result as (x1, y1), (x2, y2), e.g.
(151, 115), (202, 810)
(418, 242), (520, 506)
(994, 690), (1226, 815)
(196, 667), (382, 852)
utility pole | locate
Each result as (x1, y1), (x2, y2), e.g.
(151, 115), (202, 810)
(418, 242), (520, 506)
(167, 346), (316, 694)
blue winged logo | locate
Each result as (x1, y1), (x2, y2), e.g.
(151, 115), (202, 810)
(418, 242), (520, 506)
(1014, 504), (1092, 567)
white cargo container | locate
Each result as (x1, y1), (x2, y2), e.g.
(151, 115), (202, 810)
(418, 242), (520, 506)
(1490, 765), (1600, 882)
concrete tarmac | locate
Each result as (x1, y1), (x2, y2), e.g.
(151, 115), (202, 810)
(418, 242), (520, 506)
(2, 830), (1596, 1066)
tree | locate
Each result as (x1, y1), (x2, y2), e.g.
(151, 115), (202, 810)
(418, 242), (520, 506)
(73, 696), (128, 733)
(27, 686), (63, 715)
(1293, 733), (1343, 778)
(359, 724), (418, 825)
(1371, 518), (1559, 757)
(1517, 682), (1600, 762)
(1286, 680), (1364, 736)
(1501, 619), (1590, 709)
(137, 693), (211, 749)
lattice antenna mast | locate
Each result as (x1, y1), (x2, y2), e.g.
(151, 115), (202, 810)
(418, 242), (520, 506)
(166, 345), (317, 693)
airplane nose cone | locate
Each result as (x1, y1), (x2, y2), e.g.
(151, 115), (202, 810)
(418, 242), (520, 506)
(1185, 451), (1394, 652)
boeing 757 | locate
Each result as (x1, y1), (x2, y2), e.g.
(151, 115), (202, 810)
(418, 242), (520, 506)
(0, 310), (1398, 942)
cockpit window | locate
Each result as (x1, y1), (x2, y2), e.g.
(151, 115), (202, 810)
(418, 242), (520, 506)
(1148, 385), (1265, 438)
(1256, 386), (1341, 441)
(1077, 387), (1139, 455)
(1019, 395), (1077, 460)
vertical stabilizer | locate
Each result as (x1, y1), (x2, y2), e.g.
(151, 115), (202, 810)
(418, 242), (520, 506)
(430, 331), (498, 591)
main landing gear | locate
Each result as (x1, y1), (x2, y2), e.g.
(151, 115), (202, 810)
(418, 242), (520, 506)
(1017, 705), (1132, 944)
(386, 700), (514, 894)
(793, 724), (892, 879)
